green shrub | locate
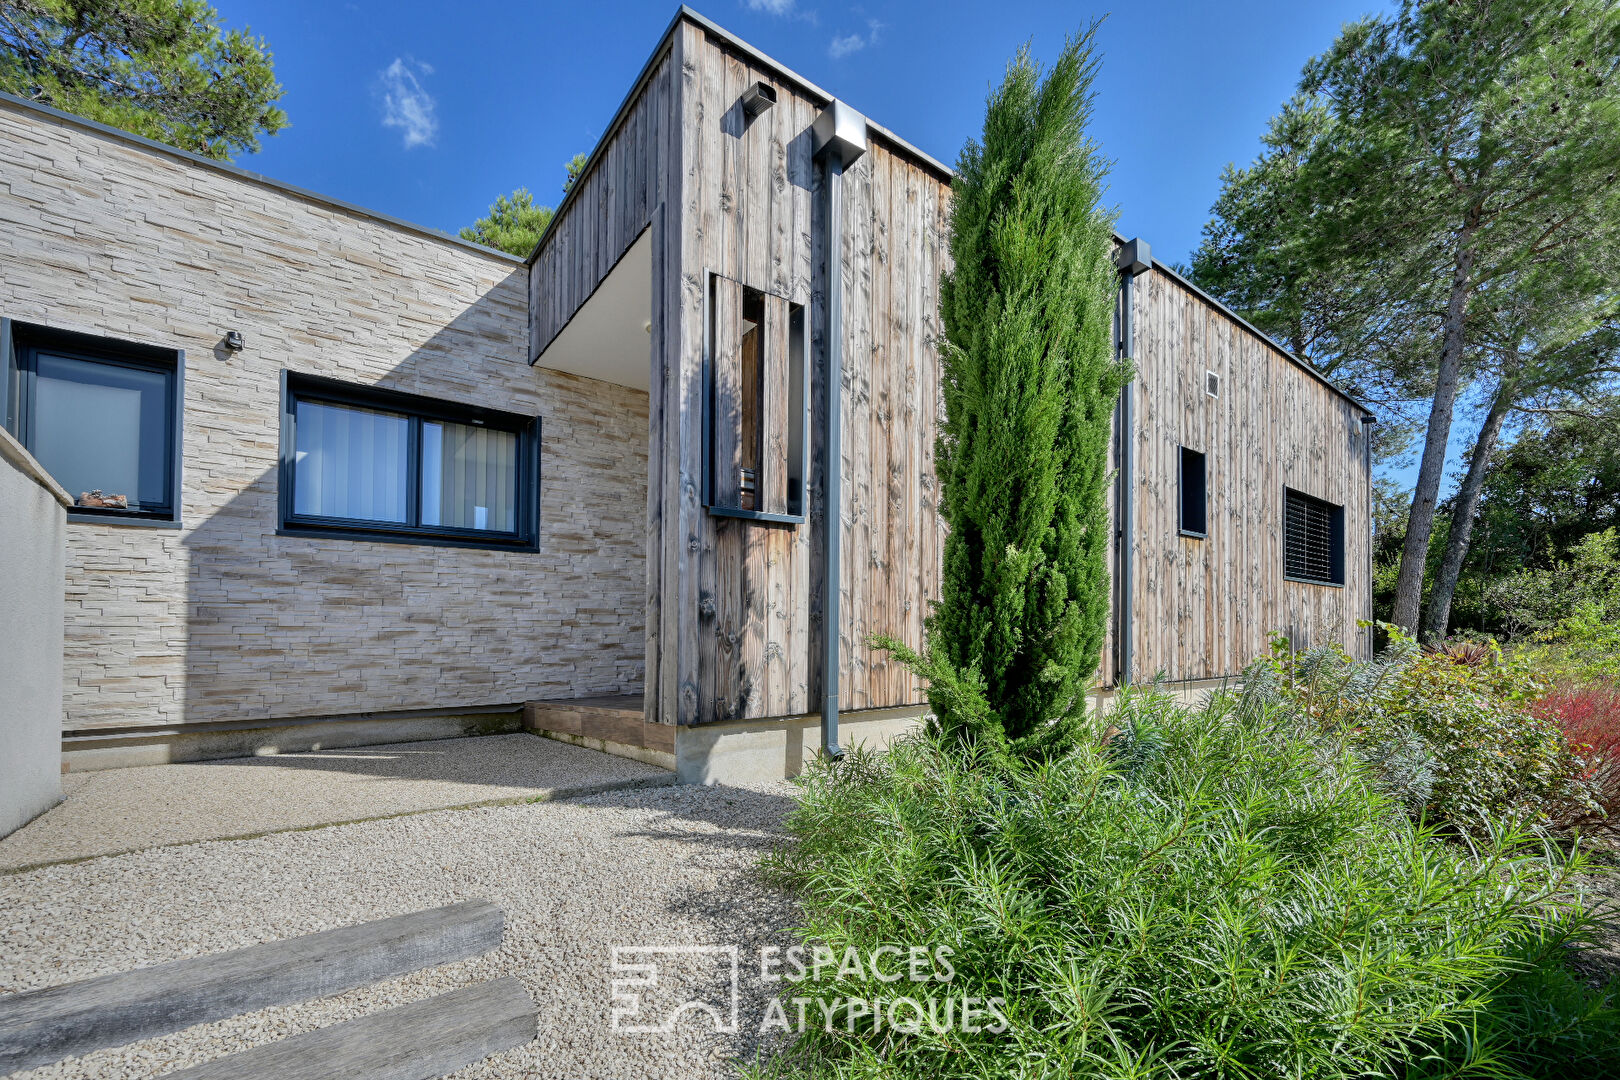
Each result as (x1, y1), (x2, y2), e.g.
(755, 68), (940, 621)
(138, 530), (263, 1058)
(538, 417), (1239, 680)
(1263, 632), (1599, 835)
(1512, 601), (1620, 688)
(765, 685), (1619, 1079)
(1483, 529), (1620, 641)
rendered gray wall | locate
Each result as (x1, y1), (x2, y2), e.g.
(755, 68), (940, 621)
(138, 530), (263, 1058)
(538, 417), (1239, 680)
(0, 429), (66, 835)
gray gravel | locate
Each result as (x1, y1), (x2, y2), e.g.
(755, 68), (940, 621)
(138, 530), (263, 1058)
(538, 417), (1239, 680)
(0, 781), (803, 1079)
(0, 734), (671, 871)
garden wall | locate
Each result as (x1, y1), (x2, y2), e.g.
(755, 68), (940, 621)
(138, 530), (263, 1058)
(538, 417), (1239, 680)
(0, 428), (67, 833)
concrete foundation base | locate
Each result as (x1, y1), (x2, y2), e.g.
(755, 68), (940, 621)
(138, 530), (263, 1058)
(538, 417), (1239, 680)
(57, 678), (1239, 779)
(674, 706), (927, 786)
(60, 707), (524, 773)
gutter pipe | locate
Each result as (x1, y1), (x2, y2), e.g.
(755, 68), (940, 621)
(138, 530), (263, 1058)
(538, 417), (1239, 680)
(812, 100), (868, 760)
(1113, 239), (1152, 688)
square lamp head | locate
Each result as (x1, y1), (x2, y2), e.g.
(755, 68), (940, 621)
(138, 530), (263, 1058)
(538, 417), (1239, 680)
(812, 99), (868, 166)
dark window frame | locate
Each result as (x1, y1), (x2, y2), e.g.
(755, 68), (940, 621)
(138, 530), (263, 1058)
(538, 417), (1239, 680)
(1, 318), (184, 527)
(701, 270), (809, 526)
(1283, 486), (1345, 587)
(1178, 445), (1207, 539)
(278, 371), (541, 552)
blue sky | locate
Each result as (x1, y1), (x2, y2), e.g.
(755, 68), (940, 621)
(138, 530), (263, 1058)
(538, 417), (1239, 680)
(223, 0), (1389, 264)
(224, 0), (1464, 493)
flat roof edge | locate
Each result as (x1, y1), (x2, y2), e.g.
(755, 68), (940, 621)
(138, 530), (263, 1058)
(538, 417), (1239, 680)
(0, 91), (524, 265)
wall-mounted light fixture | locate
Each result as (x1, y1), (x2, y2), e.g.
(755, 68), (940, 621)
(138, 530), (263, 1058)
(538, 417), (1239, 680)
(224, 330), (245, 352)
(740, 81), (776, 119)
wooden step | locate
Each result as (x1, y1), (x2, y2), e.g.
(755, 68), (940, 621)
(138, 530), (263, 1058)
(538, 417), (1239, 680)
(163, 978), (536, 1080)
(0, 900), (503, 1074)
(524, 694), (673, 754)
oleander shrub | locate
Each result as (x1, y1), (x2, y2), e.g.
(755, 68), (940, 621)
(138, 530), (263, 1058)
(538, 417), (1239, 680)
(763, 684), (1620, 1079)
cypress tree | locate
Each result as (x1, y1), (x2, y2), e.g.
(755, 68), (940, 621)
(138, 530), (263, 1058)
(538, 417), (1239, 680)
(903, 28), (1122, 752)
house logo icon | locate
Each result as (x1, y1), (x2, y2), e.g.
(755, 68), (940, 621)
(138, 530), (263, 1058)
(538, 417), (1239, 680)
(610, 945), (740, 1033)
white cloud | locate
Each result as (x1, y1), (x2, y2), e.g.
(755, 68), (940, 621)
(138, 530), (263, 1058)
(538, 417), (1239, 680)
(829, 19), (881, 59)
(378, 56), (438, 149)
(745, 0), (796, 13)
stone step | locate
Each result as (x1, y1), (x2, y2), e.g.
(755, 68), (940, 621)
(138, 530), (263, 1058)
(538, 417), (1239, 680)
(163, 978), (536, 1080)
(0, 900), (504, 1074)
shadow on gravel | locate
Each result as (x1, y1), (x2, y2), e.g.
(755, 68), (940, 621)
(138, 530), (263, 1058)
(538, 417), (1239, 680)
(574, 783), (807, 1077)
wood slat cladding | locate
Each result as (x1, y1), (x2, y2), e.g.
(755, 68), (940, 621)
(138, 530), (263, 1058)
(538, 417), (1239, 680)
(649, 23), (950, 726)
(538, 13), (1368, 728)
(527, 47), (677, 360)
(1125, 268), (1372, 682)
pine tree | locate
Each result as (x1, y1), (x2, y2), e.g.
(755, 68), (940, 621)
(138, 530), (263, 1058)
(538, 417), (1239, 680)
(0, 0), (287, 160)
(458, 188), (554, 257)
(885, 27), (1122, 756)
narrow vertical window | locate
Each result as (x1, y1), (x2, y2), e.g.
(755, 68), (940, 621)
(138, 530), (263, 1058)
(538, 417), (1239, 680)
(1178, 446), (1207, 538)
(704, 274), (807, 523)
(738, 286), (765, 510)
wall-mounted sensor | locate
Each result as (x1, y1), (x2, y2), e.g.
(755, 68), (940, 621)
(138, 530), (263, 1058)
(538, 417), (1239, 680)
(740, 81), (776, 119)
(224, 330), (245, 352)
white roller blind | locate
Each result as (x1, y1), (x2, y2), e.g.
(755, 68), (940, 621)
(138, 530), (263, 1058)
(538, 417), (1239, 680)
(293, 399), (409, 523)
(421, 420), (517, 533)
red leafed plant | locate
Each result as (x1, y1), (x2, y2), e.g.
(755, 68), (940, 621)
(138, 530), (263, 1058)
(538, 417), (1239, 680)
(1533, 683), (1620, 835)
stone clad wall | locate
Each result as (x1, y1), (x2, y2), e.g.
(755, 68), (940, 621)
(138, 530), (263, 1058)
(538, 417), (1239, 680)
(0, 99), (647, 732)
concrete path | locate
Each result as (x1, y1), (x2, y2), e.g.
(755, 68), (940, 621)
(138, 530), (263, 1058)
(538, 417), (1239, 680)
(0, 733), (671, 872)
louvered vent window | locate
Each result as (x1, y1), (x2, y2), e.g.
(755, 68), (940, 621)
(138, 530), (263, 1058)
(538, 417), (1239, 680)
(1283, 487), (1345, 586)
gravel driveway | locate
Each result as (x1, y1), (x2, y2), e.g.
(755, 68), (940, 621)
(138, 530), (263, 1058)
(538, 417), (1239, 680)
(1, 781), (803, 1079)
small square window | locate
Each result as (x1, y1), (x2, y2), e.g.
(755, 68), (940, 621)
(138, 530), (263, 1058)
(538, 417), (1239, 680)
(280, 372), (539, 551)
(1179, 446), (1207, 538)
(2, 319), (183, 523)
(1284, 487), (1345, 586)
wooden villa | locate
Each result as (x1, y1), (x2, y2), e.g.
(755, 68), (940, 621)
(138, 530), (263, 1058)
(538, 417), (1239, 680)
(0, 6), (1371, 806)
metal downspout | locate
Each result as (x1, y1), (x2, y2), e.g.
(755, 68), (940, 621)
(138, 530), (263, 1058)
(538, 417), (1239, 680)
(812, 100), (867, 761)
(1113, 239), (1151, 688)
(1362, 413), (1377, 658)
(821, 149), (845, 759)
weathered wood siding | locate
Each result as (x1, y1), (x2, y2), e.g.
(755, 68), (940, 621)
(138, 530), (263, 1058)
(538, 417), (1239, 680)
(593, 13), (1370, 725)
(527, 47), (678, 360)
(650, 22), (950, 726)
(1126, 268), (1372, 682)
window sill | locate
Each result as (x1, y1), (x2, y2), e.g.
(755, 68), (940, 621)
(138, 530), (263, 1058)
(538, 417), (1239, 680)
(1178, 529), (1206, 540)
(706, 505), (806, 526)
(276, 525), (539, 553)
(1283, 575), (1344, 589)
(67, 512), (181, 530)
